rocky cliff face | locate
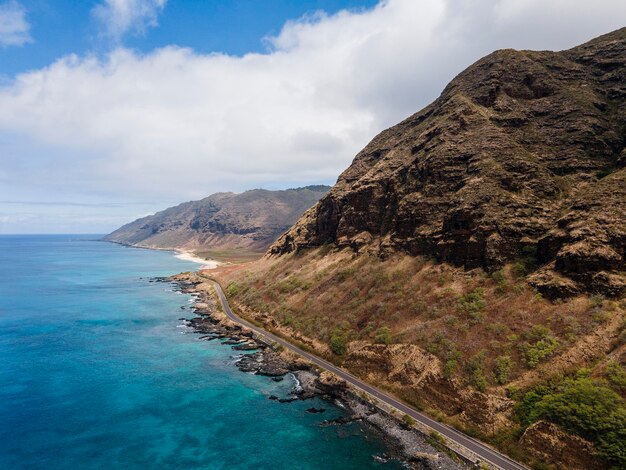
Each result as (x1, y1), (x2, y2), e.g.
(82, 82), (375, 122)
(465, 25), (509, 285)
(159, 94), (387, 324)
(271, 29), (626, 298)
(105, 186), (330, 252)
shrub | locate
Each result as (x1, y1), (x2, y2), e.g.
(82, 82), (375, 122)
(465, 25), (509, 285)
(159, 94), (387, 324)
(442, 348), (461, 379)
(491, 269), (506, 284)
(330, 328), (348, 355)
(402, 414), (416, 426)
(226, 281), (241, 297)
(374, 326), (392, 345)
(606, 362), (626, 392)
(426, 430), (447, 452)
(516, 376), (626, 466)
(458, 288), (486, 323)
(444, 358), (458, 378)
(494, 355), (513, 385)
(278, 275), (307, 293)
(467, 352), (488, 392)
(525, 336), (558, 368)
(512, 248), (539, 278)
(336, 268), (355, 282)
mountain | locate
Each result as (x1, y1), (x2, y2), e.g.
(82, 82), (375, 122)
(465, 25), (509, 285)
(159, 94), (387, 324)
(271, 28), (626, 299)
(215, 29), (626, 469)
(104, 186), (330, 253)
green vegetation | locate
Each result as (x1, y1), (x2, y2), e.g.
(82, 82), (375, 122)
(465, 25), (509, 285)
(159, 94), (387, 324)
(402, 413), (416, 426)
(605, 362), (626, 392)
(330, 328), (349, 355)
(443, 353), (461, 379)
(522, 326), (559, 368)
(426, 430), (447, 452)
(512, 246), (539, 278)
(226, 281), (241, 297)
(457, 288), (486, 324)
(277, 275), (311, 293)
(467, 352), (488, 391)
(494, 355), (513, 385)
(516, 374), (626, 466)
(374, 326), (392, 345)
(491, 269), (508, 295)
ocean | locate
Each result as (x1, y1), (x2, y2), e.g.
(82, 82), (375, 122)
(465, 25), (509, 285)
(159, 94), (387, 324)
(0, 235), (401, 469)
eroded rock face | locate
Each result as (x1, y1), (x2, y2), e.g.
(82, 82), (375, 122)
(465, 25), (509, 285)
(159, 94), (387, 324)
(271, 29), (626, 297)
(519, 421), (606, 470)
(344, 342), (514, 434)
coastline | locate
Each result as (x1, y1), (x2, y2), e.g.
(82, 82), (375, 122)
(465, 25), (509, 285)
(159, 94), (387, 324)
(167, 271), (469, 470)
(173, 251), (221, 269)
(103, 239), (222, 269)
(109, 239), (470, 468)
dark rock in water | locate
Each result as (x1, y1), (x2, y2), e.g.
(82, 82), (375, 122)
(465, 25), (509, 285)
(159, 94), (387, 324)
(319, 416), (361, 426)
(223, 339), (243, 345)
(268, 395), (279, 401)
(234, 351), (291, 376)
(271, 376), (284, 382)
(256, 368), (289, 377)
(306, 407), (326, 414)
(372, 454), (389, 464)
(180, 306), (186, 310)
(235, 354), (263, 373)
(278, 397), (298, 403)
(198, 335), (219, 341)
(232, 343), (257, 351)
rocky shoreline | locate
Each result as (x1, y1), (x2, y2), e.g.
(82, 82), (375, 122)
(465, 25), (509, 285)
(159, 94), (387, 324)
(161, 273), (469, 470)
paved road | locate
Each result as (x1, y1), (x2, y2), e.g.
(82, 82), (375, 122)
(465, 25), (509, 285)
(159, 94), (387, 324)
(211, 280), (528, 470)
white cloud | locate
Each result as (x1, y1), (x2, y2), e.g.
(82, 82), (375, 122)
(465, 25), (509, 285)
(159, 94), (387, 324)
(0, 1), (32, 48)
(0, 0), (625, 232)
(93, 0), (167, 43)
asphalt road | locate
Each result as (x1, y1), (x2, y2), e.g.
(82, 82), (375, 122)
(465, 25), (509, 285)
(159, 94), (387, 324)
(211, 280), (528, 470)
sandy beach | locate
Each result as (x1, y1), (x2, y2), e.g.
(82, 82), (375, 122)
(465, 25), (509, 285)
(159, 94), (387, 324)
(174, 251), (221, 269)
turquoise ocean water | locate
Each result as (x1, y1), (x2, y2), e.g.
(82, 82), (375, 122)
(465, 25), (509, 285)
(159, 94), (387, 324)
(0, 235), (401, 469)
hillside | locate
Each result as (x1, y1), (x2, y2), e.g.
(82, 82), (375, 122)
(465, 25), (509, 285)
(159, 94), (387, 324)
(271, 28), (626, 299)
(104, 186), (330, 254)
(214, 29), (626, 469)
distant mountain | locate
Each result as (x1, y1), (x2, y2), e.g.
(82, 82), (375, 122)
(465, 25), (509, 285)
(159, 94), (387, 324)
(104, 186), (330, 252)
(272, 28), (626, 298)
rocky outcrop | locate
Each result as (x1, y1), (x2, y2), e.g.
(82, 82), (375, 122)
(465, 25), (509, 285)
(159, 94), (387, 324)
(344, 342), (514, 434)
(518, 421), (606, 470)
(270, 29), (626, 297)
(105, 185), (330, 252)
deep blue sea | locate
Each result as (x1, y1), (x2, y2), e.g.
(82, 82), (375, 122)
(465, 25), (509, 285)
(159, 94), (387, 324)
(0, 235), (400, 469)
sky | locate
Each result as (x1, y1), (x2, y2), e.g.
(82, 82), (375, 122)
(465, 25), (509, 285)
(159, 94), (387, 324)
(0, 0), (625, 234)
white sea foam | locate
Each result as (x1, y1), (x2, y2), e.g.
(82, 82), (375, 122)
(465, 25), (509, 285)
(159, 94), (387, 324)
(288, 373), (303, 393)
(174, 251), (221, 269)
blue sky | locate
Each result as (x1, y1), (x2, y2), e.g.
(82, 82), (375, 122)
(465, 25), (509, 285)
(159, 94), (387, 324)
(0, 0), (624, 233)
(2, 0), (377, 76)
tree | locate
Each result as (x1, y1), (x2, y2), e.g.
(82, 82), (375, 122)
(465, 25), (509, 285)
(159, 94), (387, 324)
(374, 326), (392, 345)
(330, 328), (348, 355)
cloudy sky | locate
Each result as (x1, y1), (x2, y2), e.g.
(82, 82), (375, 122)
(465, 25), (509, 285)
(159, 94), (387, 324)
(1, 0), (625, 233)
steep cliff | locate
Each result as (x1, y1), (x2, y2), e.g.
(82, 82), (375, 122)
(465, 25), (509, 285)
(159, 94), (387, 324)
(105, 186), (329, 253)
(271, 29), (626, 298)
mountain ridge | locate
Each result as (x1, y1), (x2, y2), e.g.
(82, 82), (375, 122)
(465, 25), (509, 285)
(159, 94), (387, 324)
(104, 185), (330, 253)
(270, 27), (626, 298)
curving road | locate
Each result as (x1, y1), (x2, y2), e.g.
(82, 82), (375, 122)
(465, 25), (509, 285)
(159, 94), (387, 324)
(211, 280), (528, 470)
